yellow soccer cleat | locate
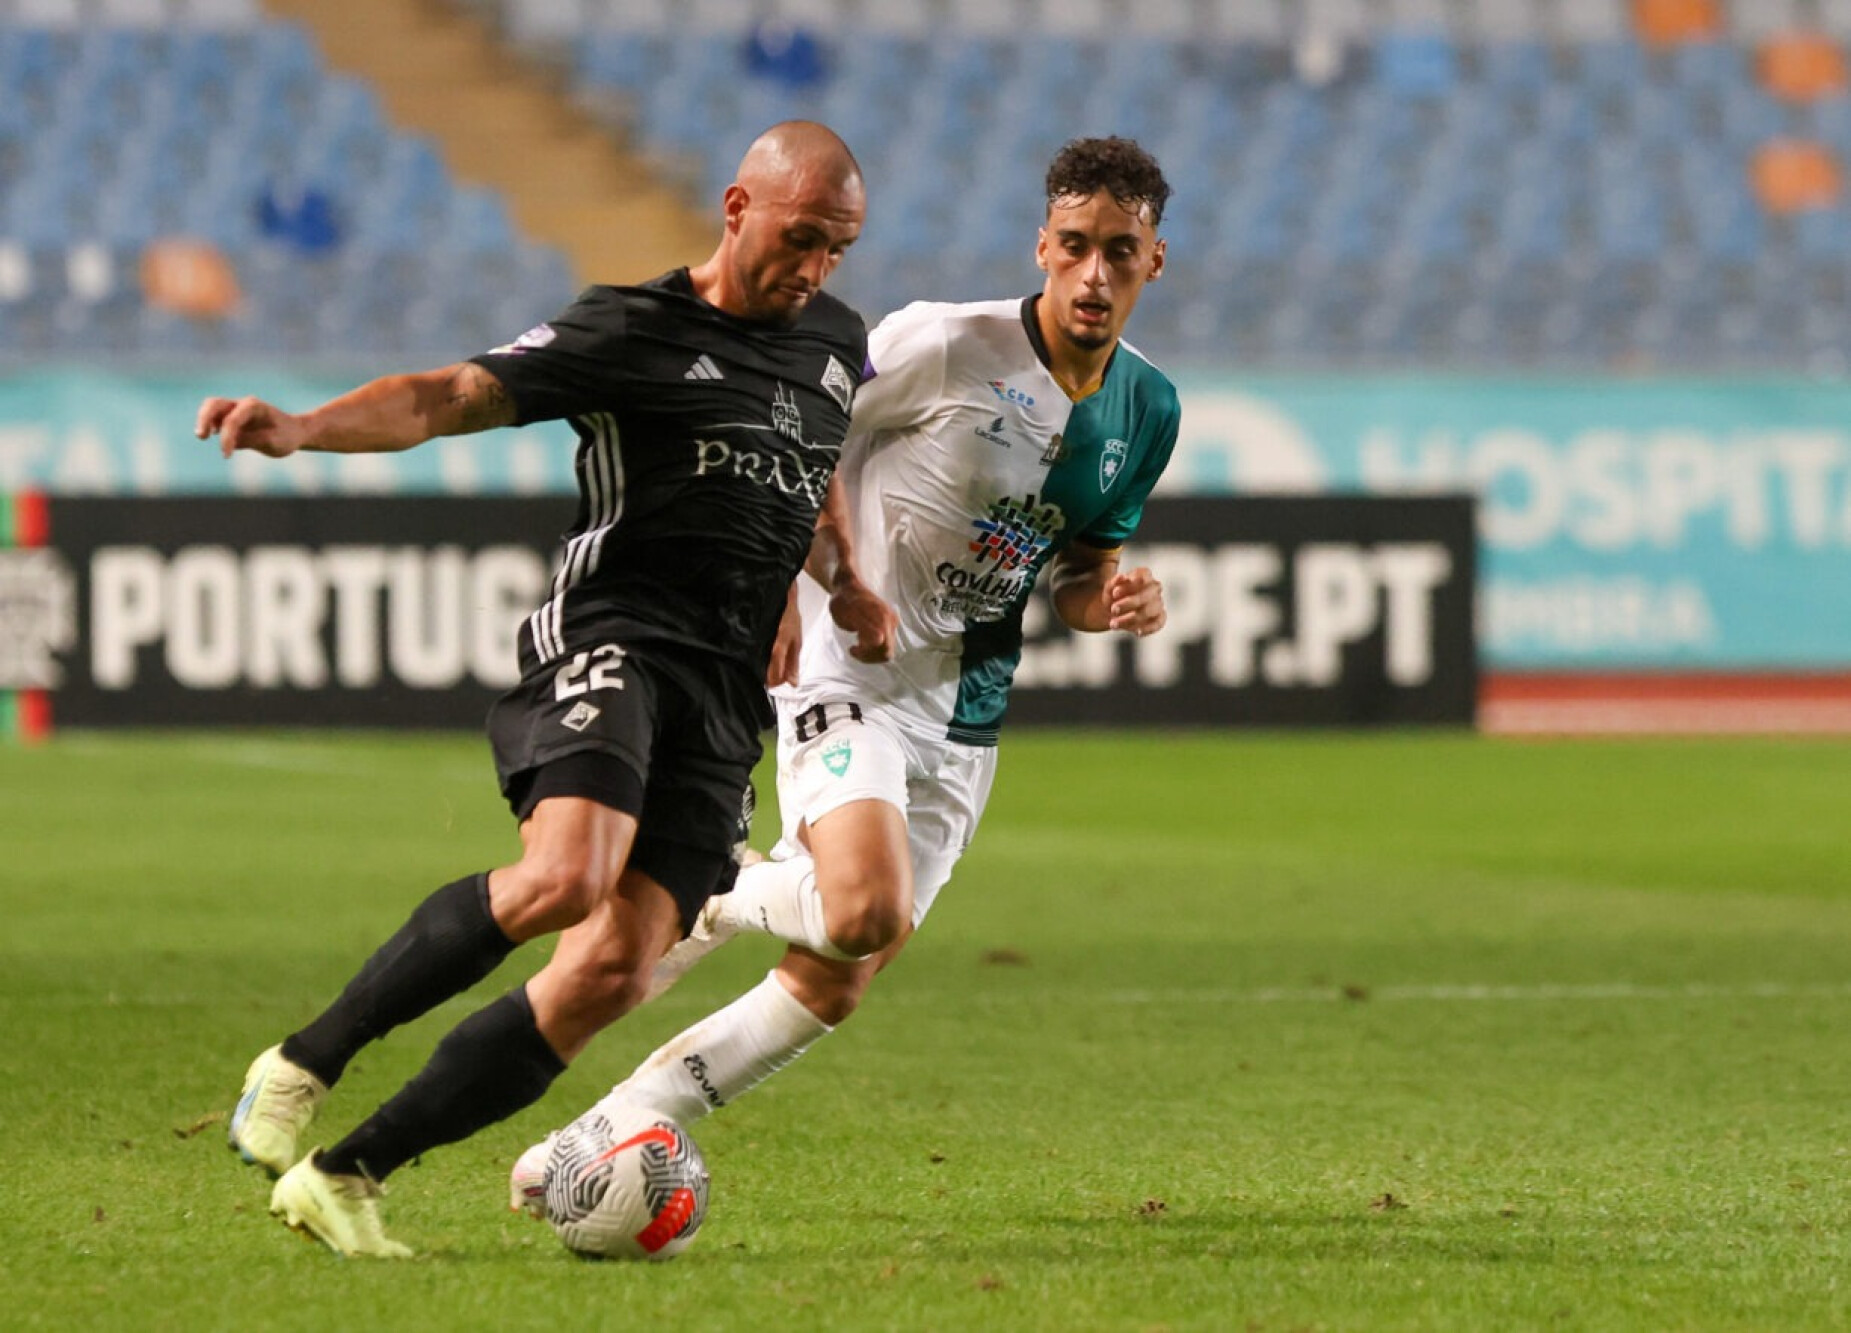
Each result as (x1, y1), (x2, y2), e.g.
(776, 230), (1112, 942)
(271, 1151), (413, 1259)
(228, 1045), (326, 1177)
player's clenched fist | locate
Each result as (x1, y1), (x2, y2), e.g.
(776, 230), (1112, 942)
(194, 395), (308, 460)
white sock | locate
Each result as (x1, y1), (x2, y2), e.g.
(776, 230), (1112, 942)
(604, 972), (832, 1126)
(713, 855), (860, 960)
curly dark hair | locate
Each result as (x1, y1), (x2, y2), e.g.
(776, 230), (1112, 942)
(1044, 137), (1172, 227)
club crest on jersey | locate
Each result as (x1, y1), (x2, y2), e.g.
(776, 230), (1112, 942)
(771, 383), (806, 445)
(822, 739), (853, 777)
(820, 356), (855, 412)
(487, 323), (556, 355)
(1040, 433), (1067, 467)
(1100, 438), (1128, 491)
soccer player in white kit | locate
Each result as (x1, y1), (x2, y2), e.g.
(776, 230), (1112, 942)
(512, 138), (1180, 1196)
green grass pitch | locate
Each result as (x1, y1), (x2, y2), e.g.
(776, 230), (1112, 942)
(2, 729), (1847, 1331)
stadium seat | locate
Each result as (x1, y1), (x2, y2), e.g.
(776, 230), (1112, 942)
(1633, 0), (1723, 46)
(171, 0), (259, 25)
(942, 0), (1027, 39)
(1751, 138), (1844, 212)
(501, 0), (587, 49)
(1793, 203), (1851, 254)
(855, 0), (932, 36)
(1297, 0), (1373, 45)
(1199, 0), (1288, 44)
(1759, 32), (1850, 103)
(1727, 0), (1805, 41)
(1479, 39), (1555, 89)
(578, 29), (661, 91)
(9, 0), (81, 27)
(1555, 0), (1630, 41)
(93, 0), (166, 25)
(1466, 0), (1544, 41)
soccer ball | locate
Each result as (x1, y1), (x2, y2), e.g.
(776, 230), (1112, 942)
(538, 1105), (710, 1261)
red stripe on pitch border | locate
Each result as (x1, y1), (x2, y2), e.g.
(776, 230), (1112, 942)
(1484, 672), (1851, 702)
(15, 491), (48, 547)
(1481, 672), (1851, 735)
(17, 690), (51, 742)
(5, 492), (55, 741)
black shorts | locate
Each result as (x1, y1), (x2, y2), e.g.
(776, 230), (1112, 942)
(487, 635), (762, 929)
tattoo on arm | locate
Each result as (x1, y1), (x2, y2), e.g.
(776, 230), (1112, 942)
(442, 363), (515, 433)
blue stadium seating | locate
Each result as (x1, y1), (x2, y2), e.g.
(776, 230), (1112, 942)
(10, 2), (1851, 372)
(551, 6), (1851, 371)
(0, 7), (575, 367)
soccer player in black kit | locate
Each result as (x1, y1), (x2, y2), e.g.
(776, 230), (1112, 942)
(194, 121), (872, 1256)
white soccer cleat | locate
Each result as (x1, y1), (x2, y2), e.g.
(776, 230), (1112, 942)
(229, 1044), (327, 1177)
(508, 1133), (555, 1219)
(644, 894), (740, 1001)
(271, 1151), (413, 1259)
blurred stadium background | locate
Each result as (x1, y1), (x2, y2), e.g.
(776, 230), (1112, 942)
(3, 0), (1850, 734)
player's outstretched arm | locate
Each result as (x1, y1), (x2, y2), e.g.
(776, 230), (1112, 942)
(195, 362), (516, 460)
(1048, 544), (1167, 637)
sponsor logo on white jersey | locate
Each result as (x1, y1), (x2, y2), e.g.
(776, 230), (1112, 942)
(967, 493), (1063, 572)
(931, 493), (1067, 622)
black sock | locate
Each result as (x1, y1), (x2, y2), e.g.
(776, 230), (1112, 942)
(319, 987), (565, 1181)
(281, 873), (514, 1087)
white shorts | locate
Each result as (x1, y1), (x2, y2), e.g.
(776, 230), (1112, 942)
(769, 699), (997, 926)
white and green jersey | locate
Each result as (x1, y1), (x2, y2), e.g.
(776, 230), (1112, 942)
(779, 296), (1181, 750)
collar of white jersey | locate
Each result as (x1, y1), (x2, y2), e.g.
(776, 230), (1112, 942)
(1020, 295), (1118, 402)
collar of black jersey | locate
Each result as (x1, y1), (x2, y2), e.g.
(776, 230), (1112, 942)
(662, 266), (838, 327)
(1020, 294), (1119, 389)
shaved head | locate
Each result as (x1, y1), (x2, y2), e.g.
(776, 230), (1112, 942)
(736, 120), (865, 204)
(692, 121), (866, 324)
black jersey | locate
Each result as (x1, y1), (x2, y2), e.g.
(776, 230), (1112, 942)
(470, 268), (868, 678)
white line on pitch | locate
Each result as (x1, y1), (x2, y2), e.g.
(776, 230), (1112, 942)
(11, 982), (1851, 1011)
(1091, 982), (1851, 1004)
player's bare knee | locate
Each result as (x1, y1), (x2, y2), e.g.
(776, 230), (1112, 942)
(817, 867), (910, 957)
